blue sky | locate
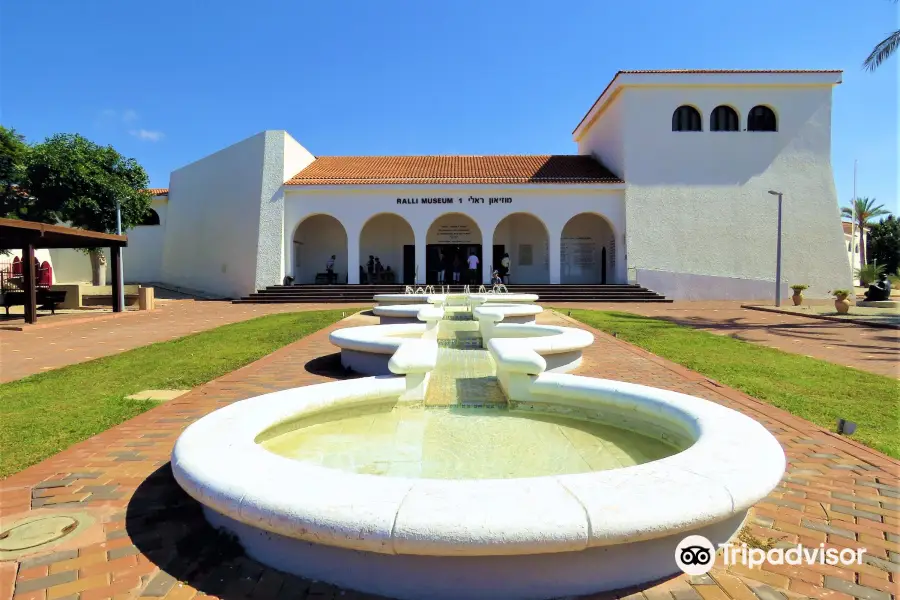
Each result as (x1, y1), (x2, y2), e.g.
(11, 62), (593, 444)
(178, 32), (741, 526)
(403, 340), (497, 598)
(2, 0), (897, 215)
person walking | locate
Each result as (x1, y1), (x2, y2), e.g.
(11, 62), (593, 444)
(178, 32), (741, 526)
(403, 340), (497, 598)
(466, 251), (480, 285)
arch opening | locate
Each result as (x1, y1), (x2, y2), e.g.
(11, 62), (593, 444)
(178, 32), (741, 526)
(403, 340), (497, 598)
(426, 213), (483, 285)
(748, 105), (777, 132)
(292, 215), (348, 284)
(561, 213), (616, 284)
(711, 106), (739, 132)
(139, 208), (160, 226)
(359, 213), (414, 285)
(672, 106), (702, 132)
(492, 213), (549, 284)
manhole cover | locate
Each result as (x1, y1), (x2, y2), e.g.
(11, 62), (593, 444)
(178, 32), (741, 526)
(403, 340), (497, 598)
(0, 516), (79, 551)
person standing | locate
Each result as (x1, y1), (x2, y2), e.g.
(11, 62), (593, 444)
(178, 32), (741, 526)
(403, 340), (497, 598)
(452, 254), (461, 283)
(500, 252), (511, 284)
(466, 251), (480, 284)
(366, 255), (375, 284)
(325, 254), (336, 284)
(436, 249), (445, 285)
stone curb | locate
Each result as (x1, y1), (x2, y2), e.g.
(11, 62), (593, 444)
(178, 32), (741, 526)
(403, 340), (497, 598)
(741, 304), (900, 330)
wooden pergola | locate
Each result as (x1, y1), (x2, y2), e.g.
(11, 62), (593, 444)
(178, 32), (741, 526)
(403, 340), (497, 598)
(0, 218), (128, 324)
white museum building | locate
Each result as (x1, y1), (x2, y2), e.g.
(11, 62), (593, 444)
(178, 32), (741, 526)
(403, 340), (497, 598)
(47, 70), (854, 300)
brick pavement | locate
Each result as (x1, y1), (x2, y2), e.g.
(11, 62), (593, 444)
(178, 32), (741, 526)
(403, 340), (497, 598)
(551, 301), (900, 379)
(0, 300), (370, 383)
(1, 311), (898, 600)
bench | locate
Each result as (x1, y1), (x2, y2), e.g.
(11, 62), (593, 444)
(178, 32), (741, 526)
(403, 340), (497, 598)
(2, 290), (68, 315)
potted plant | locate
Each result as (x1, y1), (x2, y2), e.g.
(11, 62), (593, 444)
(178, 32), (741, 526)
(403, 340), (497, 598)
(790, 284), (808, 306)
(832, 289), (852, 314)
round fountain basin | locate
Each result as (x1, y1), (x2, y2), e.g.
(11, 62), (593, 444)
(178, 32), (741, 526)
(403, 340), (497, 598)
(260, 404), (683, 479)
(172, 376), (785, 600)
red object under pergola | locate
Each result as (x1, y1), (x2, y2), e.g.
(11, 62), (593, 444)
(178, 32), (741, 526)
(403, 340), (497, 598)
(0, 218), (128, 324)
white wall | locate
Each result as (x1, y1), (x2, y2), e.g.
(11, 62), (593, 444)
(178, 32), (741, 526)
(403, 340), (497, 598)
(293, 215), (347, 283)
(579, 81), (851, 300)
(577, 94), (624, 179)
(492, 213), (549, 284)
(123, 201), (166, 283)
(283, 186), (626, 285)
(160, 131), (314, 298)
(47, 248), (103, 284)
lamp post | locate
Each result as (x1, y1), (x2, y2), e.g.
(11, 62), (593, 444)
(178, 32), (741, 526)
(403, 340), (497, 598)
(768, 190), (784, 307)
(116, 199), (125, 311)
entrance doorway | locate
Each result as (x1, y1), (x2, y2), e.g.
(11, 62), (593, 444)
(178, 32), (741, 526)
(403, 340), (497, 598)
(426, 244), (482, 285)
(402, 245), (415, 284)
(425, 213), (483, 285)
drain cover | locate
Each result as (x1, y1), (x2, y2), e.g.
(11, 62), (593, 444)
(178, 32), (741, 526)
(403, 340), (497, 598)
(0, 516), (79, 551)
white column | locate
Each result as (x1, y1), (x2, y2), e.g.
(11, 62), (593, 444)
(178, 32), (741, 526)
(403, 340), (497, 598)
(415, 230), (427, 285)
(347, 224), (360, 284)
(549, 227), (562, 284)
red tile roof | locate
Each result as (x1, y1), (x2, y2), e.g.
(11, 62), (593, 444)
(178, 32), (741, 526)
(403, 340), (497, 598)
(147, 188), (169, 196)
(842, 221), (866, 235)
(285, 155), (621, 185)
(617, 69), (842, 75)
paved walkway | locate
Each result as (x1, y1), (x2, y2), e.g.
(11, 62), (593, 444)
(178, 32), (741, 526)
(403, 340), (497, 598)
(552, 301), (900, 378)
(0, 300), (369, 383)
(1, 310), (897, 600)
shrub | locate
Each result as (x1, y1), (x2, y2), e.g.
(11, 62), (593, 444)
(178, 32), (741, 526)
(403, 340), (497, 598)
(855, 263), (885, 286)
(889, 270), (900, 287)
(832, 289), (851, 299)
(790, 284), (808, 292)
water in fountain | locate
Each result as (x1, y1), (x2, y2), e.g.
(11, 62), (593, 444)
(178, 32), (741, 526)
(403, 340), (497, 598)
(261, 292), (683, 479)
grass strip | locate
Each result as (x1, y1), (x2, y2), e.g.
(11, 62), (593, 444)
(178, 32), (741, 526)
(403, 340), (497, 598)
(564, 309), (900, 459)
(0, 308), (359, 477)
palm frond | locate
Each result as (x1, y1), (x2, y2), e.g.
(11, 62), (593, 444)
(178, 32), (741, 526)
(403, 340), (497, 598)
(864, 29), (900, 71)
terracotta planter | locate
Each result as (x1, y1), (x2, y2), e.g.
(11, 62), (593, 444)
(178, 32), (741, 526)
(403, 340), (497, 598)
(834, 297), (851, 314)
(792, 293), (803, 306)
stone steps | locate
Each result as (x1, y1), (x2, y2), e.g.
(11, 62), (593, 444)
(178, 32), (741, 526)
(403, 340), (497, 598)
(234, 284), (671, 304)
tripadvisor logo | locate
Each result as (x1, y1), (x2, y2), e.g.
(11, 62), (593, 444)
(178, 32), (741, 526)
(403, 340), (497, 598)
(675, 535), (866, 575)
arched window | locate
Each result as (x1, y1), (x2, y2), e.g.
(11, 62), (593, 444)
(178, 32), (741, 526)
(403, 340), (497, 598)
(672, 106), (702, 131)
(139, 208), (160, 226)
(710, 106), (739, 131)
(747, 105), (777, 132)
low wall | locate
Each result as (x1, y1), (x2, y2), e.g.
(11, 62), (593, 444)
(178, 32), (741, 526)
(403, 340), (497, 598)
(50, 284), (142, 309)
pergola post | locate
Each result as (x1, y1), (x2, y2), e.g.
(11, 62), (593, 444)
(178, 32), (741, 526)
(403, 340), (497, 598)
(22, 243), (37, 324)
(111, 246), (123, 313)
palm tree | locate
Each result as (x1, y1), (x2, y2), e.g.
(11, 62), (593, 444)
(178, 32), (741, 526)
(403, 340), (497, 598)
(864, 0), (899, 71)
(842, 197), (889, 266)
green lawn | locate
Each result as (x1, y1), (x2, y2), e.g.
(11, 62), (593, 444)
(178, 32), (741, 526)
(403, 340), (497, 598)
(0, 308), (360, 478)
(563, 310), (900, 459)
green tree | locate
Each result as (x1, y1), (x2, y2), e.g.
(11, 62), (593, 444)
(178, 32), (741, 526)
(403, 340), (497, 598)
(841, 197), (889, 266)
(864, 0), (899, 71)
(25, 133), (152, 283)
(866, 215), (900, 275)
(0, 125), (32, 219)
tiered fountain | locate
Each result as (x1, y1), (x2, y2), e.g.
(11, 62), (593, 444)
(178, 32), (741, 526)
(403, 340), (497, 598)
(172, 289), (785, 600)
